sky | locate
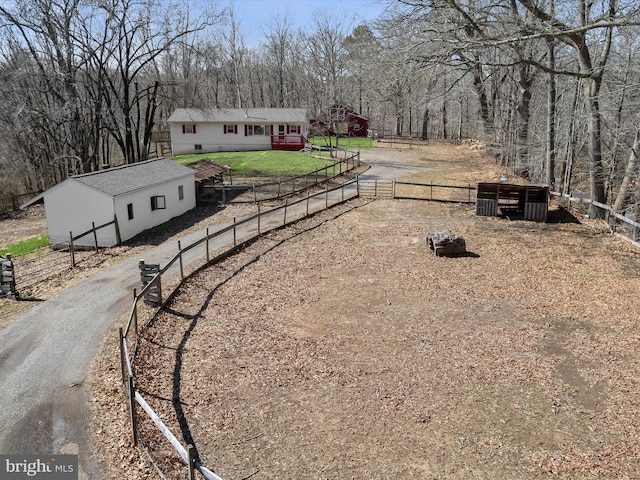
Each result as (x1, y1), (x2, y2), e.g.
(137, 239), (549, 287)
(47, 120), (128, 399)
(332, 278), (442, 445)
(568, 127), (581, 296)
(228, 0), (389, 46)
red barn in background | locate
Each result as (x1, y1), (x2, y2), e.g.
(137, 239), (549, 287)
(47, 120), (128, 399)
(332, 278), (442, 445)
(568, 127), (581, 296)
(310, 105), (369, 138)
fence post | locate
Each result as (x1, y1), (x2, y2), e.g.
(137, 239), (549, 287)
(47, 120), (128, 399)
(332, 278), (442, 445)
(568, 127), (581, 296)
(468, 184), (471, 203)
(393, 178), (397, 199)
(206, 227), (210, 262)
(187, 444), (196, 480)
(357, 176), (360, 196)
(257, 205), (261, 235)
(132, 288), (138, 336)
(128, 374), (138, 447)
(233, 218), (237, 246)
(325, 185), (329, 208)
(91, 222), (98, 252)
(306, 191), (310, 216)
(284, 200), (288, 225)
(253, 182), (257, 203)
(119, 327), (126, 384)
(178, 241), (184, 280)
(69, 232), (75, 269)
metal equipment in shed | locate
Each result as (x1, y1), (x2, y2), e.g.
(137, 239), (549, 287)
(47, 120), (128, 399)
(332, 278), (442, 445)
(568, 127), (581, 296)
(476, 181), (549, 222)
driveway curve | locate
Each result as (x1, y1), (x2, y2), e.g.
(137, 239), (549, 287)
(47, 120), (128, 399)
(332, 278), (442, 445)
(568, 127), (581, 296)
(0, 147), (423, 479)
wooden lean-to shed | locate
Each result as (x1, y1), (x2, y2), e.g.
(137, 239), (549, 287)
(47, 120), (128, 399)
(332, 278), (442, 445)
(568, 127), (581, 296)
(21, 158), (196, 247)
(476, 181), (549, 222)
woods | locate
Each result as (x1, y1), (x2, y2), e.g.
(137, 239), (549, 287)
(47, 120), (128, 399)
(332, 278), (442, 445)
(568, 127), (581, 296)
(1, 0), (640, 218)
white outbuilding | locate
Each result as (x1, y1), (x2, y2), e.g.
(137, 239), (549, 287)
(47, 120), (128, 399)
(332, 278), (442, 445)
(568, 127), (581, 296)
(21, 158), (196, 247)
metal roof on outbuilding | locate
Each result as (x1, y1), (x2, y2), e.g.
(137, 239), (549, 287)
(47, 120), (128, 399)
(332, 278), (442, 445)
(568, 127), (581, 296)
(185, 159), (231, 182)
(167, 108), (308, 124)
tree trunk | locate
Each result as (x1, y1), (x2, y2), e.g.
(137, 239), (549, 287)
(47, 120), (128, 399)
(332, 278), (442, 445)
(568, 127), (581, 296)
(516, 65), (533, 179)
(612, 128), (640, 213)
(582, 76), (607, 217)
(422, 108), (429, 140)
(545, 39), (557, 188)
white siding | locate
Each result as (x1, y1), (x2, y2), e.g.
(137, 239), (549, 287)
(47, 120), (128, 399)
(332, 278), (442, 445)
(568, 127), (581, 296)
(170, 122), (308, 155)
(171, 123), (271, 155)
(44, 181), (116, 247)
(42, 172), (196, 248)
(114, 175), (196, 242)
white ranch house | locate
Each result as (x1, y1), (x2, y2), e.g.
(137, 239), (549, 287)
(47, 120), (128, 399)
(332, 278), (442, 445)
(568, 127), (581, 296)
(21, 158), (196, 247)
(167, 108), (308, 155)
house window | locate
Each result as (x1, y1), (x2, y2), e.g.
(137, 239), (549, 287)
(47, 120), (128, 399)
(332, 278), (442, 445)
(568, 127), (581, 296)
(290, 125), (299, 134)
(151, 195), (166, 211)
(194, 144), (202, 150)
(127, 203), (134, 220)
(247, 124), (267, 136)
(178, 185), (184, 201)
(182, 124), (196, 134)
(223, 124), (237, 134)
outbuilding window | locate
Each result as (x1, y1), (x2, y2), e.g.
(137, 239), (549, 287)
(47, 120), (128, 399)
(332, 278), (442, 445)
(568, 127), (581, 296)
(182, 124), (196, 134)
(178, 185), (184, 201)
(127, 203), (134, 220)
(151, 195), (166, 211)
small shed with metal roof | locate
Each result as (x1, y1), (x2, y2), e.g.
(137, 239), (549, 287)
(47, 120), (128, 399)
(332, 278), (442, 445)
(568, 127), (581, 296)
(21, 158), (196, 247)
(476, 181), (549, 222)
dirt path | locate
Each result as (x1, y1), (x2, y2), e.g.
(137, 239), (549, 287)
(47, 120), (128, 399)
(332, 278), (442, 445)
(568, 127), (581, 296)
(89, 143), (640, 479)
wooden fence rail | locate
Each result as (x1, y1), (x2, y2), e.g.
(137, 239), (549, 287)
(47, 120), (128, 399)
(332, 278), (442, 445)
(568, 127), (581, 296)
(216, 152), (360, 203)
(119, 178), (360, 479)
(551, 191), (640, 247)
(393, 180), (475, 203)
(10, 216), (121, 293)
(114, 175), (640, 479)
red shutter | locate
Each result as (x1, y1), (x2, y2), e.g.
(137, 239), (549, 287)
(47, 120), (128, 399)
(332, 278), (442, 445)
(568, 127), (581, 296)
(224, 125), (227, 134)
(193, 124), (196, 134)
(182, 124), (185, 134)
(270, 125), (274, 135)
(234, 125), (238, 134)
(287, 125), (290, 134)
(244, 125), (248, 136)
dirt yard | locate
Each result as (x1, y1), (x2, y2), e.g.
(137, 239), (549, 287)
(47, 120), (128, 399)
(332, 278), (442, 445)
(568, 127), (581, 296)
(85, 143), (640, 479)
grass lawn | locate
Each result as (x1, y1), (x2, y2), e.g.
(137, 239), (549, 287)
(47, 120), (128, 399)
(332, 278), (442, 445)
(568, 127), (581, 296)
(309, 136), (373, 149)
(173, 150), (335, 176)
(1, 233), (48, 256)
